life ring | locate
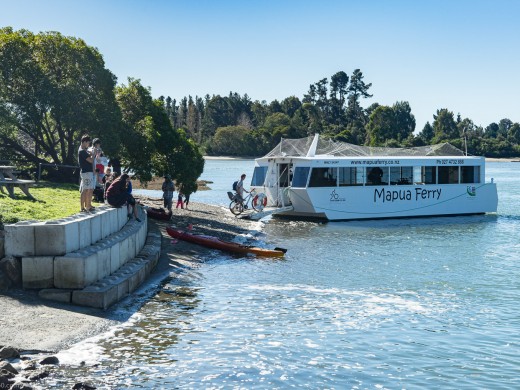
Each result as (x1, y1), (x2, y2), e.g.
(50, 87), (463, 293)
(252, 193), (268, 211)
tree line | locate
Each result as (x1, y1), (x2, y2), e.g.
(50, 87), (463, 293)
(162, 77), (519, 158)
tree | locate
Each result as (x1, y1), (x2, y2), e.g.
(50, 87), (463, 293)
(116, 78), (204, 189)
(392, 101), (415, 140)
(508, 122), (520, 144)
(498, 118), (513, 138)
(211, 126), (256, 156)
(419, 121), (434, 143)
(484, 122), (499, 138)
(432, 108), (458, 141)
(366, 106), (396, 145)
(0, 28), (121, 176)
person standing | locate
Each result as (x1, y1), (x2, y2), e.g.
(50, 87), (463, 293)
(184, 192), (190, 210)
(176, 188), (184, 209)
(161, 175), (175, 212)
(236, 173), (249, 204)
(78, 135), (96, 212)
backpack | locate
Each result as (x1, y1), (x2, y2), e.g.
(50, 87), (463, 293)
(232, 181), (238, 191)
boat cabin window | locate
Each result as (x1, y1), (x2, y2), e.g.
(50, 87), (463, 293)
(366, 166), (387, 185)
(390, 166), (413, 185)
(422, 166), (437, 184)
(291, 167), (310, 188)
(461, 166), (480, 183)
(251, 166), (268, 186)
(438, 166), (459, 184)
(339, 167), (363, 186)
(309, 167), (337, 187)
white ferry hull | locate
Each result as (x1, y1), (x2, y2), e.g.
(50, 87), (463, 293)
(278, 183), (498, 221)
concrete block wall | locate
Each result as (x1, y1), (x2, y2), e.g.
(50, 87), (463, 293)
(51, 212), (146, 289)
(9, 206), (147, 290)
(4, 206), (129, 257)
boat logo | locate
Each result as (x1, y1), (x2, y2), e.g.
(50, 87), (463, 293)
(466, 186), (476, 196)
(330, 189), (345, 202)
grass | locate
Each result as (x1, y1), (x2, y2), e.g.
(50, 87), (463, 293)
(0, 181), (103, 227)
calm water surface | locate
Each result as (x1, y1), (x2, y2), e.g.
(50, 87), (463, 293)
(44, 161), (519, 389)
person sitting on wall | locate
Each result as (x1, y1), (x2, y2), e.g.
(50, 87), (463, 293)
(106, 173), (141, 221)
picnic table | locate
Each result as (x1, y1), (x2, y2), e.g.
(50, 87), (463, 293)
(0, 165), (36, 200)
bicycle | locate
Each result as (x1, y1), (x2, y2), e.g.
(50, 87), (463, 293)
(227, 188), (268, 215)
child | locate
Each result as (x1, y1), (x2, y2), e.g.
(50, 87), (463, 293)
(176, 190), (184, 209)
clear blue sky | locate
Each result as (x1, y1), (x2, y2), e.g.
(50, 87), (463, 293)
(2, 0), (519, 131)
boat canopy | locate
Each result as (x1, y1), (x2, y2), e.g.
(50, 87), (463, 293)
(264, 135), (465, 158)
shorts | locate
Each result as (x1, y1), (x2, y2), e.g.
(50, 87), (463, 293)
(80, 172), (96, 192)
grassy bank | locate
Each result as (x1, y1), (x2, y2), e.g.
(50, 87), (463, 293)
(0, 182), (103, 227)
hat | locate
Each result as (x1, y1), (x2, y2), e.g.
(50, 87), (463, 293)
(164, 174), (171, 179)
(92, 138), (101, 145)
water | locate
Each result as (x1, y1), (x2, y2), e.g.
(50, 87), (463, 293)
(46, 161), (520, 389)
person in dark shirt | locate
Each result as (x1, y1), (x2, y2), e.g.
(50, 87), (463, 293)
(106, 173), (141, 221)
(78, 135), (97, 212)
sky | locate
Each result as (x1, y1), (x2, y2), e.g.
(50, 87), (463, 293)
(1, 0), (519, 131)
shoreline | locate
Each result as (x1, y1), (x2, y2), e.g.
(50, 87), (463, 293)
(0, 199), (258, 353)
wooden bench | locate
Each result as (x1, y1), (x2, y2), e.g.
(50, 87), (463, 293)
(0, 178), (36, 200)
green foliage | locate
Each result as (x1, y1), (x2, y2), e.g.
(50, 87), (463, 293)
(116, 79), (203, 192)
(0, 27), (121, 173)
(432, 109), (459, 142)
(211, 126), (256, 156)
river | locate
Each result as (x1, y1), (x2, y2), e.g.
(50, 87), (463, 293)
(41, 160), (519, 389)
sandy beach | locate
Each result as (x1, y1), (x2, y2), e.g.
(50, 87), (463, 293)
(0, 199), (257, 353)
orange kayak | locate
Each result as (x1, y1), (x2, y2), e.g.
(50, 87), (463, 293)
(166, 227), (286, 258)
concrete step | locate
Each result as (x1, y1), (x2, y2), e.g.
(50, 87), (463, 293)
(22, 208), (147, 290)
(39, 228), (161, 309)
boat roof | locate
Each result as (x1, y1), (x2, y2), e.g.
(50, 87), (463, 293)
(263, 135), (467, 158)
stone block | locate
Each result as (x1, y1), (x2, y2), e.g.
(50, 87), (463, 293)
(72, 283), (118, 309)
(54, 250), (98, 289)
(4, 221), (40, 257)
(95, 243), (111, 281)
(90, 213), (102, 244)
(34, 218), (79, 256)
(22, 256), (54, 289)
(128, 261), (146, 292)
(107, 208), (118, 236)
(39, 288), (72, 303)
(117, 206), (127, 229)
(75, 214), (92, 249)
(98, 209), (110, 239)
(109, 238), (120, 274)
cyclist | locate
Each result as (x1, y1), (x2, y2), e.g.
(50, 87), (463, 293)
(236, 173), (249, 206)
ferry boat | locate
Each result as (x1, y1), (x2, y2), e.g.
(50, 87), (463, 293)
(249, 135), (498, 221)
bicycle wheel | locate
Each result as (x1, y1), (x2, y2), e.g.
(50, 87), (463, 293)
(229, 201), (244, 215)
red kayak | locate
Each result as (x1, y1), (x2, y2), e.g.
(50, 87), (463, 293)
(166, 227), (286, 258)
(146, 207), (172, 221)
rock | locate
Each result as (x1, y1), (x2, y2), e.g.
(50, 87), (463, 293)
(0, 361), (18, 374)
(0, 256), (22, 286)
(10, 381), (34, 390)
(0, 346), (20, 359)
(0, 368), (15, 386)
(0, 269), (12, 292)
(26, 369), (49, 381)
(0, 374), (13, 389)
(21, 360), (37, 371)
(39, 356), (59, 365)
(73, 382), (97, 389)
